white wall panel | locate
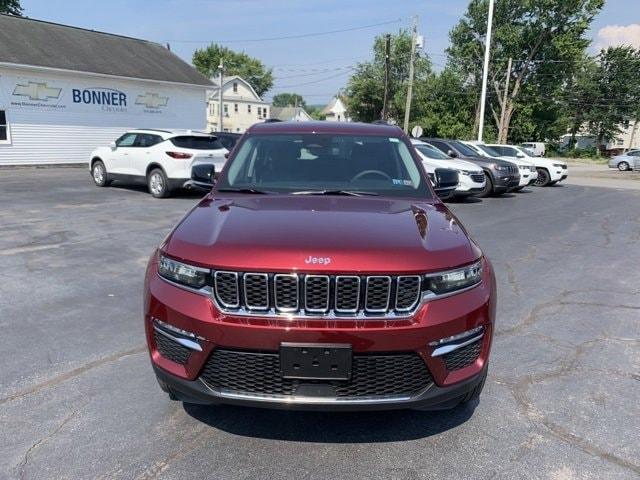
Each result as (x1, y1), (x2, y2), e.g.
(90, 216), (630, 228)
(0, 66), (208, 165)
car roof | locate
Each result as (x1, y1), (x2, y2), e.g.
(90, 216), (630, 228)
(129, 129), (213, 138)
(245, 121), (404, 136)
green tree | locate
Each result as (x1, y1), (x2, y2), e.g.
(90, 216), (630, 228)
(448, 0), (604, 143)
(0, 0), (22, 15)
(345, 30), (431, 122)
(193, 44), (273, 97)
(584, 47), (640, 148)
(272, 93), (306, 108)
(413, 68), (477, 139)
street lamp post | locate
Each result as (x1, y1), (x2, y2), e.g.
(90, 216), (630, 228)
(477, 0), (495, 142)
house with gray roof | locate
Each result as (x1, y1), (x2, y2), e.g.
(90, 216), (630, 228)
(0, 14), (212, 165)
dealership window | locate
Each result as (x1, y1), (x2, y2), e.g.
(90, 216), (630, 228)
(233, 82), (238, 93)
(224, 104), (228, 114)
(0, 110), (10, 143)
(234, 103), (238, 113)
(248, 104), (252, 113)
(257, 107), (261, 118)
(263, 107), (268, 118)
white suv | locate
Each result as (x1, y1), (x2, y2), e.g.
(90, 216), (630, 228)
(89, 129), (228, 197)
(486, 144), (567, 187)
(411, 139), (486, 197)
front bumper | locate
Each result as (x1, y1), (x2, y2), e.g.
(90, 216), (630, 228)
(144, 258), (496, 410)
(153, 361), (488, 411)
(492, 174), (520, 192)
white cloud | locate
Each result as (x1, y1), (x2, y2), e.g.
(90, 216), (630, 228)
(596, 24), (640, 50)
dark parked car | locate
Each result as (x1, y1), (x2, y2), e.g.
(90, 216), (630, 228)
(210, 132), (241, 152)
(423, 138), (520, 197)
(146, 121), (496, 411)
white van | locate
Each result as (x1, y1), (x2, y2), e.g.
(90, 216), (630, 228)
(520, 142), (545, 157)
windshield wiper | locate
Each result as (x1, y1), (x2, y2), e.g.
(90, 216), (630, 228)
(216, 187), (271, 195)
(291, 189), (379, 197)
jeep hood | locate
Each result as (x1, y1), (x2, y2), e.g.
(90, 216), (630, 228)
(162, 195), (481, 273)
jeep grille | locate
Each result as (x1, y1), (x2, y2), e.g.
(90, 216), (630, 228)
(212, 271), (422, 318)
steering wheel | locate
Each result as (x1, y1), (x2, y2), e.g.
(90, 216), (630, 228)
(350, 170), (392, 182)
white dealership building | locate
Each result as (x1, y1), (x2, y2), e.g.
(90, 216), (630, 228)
(0, 14), (211, 165)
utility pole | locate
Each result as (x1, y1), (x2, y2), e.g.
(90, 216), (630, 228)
(627, 119), (639, 152)
(403, 15), (418, 133)
(382, 34), (391, 121)
(477, 0), (495, 142)
(218, 60), (224, 132)
(498, 57), (512, 144)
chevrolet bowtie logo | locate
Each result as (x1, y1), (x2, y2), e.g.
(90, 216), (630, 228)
(135, 93), (169, 109)
(13, 82), (62, 101)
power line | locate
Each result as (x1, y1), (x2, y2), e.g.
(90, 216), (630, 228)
(272, 69), (354, 89)
(166, 18), (403, 44)
(273, 66), (355, 80)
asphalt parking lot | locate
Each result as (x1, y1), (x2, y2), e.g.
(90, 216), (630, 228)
(1, 167), (639, 480)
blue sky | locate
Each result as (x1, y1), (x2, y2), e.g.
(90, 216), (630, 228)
(20, 0), (640, 105)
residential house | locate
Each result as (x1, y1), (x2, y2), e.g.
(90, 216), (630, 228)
(560, 119), (640, 154)
(269, 106), (312, 122)
(321, 96), (349, 122)
(206, 75), (270, 133)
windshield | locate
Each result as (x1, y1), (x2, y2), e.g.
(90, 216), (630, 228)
(452, 141), (478, 157)
(478, 144), (500, 157)
(170, 136), (224, 150)
(414, 144), (451, 160)
(216, 133), (432, 199)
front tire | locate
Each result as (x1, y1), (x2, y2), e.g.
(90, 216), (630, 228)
(535, 168), (551, 186)
(148, 168), (170, 198)
(477, 172), (493, 198)
(618, 161), (630, 171)
(91, 160), (109, 187)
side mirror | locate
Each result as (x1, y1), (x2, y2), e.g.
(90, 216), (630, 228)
(224, 152), (229, 159)
(190, 164), (216, 189)
(447, 150), (458, 158)
(109, 141), (117, 150)
(516, 152), (525, 158)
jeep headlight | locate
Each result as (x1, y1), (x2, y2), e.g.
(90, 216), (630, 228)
(424, 260), (483, 296)
(552, 163), (563, 168)
(494, 164), (508, 172)
(459, 170), (471, 175)
(158, 254), (208, 289)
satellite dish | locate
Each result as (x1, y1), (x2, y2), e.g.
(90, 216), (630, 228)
(411, 125), (423, 138)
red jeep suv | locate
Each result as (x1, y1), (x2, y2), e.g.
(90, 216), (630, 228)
(144, 121), (496, 411)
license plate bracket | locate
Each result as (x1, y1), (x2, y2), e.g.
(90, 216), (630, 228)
(280, 343), (352, 380)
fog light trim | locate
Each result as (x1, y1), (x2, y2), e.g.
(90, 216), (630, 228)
(429, 326), (484, 357)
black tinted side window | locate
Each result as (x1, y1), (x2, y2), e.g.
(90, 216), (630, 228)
(135, 134), (163, 147)
(429, 141), (448, 153)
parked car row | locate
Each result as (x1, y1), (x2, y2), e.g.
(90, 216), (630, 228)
(89, 127), (567, 199)
(413, 138), (567, 198)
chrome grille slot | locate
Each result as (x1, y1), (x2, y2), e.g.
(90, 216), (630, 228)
(304, 275), (330, 313)
(274, 274), (299, 312)
(214, 271), (239, 308)
(364, 276), (391, 312)
(244, 273), (269, 310)
(395, 276), (421, 311)
(335, 276), (360, 313)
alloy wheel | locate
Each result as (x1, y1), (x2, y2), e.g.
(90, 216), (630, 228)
(150, 173), (164, 195)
